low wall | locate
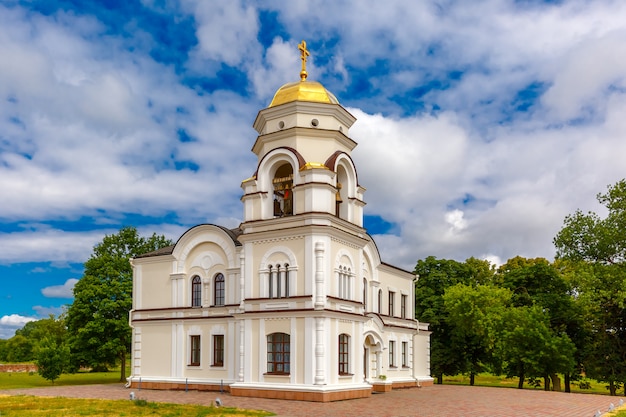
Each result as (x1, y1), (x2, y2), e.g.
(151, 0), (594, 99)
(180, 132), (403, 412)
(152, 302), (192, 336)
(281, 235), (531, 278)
(0, 364), (38, 373)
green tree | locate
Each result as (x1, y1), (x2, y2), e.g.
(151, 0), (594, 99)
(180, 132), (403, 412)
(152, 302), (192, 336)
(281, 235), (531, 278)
(495, 306), (575, 390)
(554, 179), (626, 395)
(36, 338), (70, 384)
(414, 257), (476, 383)
(65, 226), (172, 381)
(443, 284), (511, 385)
(14, 314), (67, 357)
(554, 179), (626, 265)
(497, 257), (578, 391)
(5, 335), (34, 363)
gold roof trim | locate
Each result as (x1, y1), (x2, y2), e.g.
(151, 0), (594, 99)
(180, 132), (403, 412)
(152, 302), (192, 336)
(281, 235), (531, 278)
(300, 162), (329, 171)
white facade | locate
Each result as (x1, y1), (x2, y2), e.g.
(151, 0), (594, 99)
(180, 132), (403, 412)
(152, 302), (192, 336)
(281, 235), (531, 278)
(128, 74), (433, 401)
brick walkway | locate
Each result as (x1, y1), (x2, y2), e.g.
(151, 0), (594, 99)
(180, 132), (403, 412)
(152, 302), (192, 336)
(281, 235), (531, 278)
(1, 383), (622, 416)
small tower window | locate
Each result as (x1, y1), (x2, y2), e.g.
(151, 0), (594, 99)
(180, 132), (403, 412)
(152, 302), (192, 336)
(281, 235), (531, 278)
(273, 163), (294, 217)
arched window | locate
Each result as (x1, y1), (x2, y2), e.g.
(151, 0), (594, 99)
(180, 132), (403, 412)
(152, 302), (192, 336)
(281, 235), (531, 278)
(338, 334), (350, 375)
(273, 163), (294, 217)
(191, 276), (202, 307)
(268, 263), (289, 298)
(267, 333), (290, 374)
(377, 289), (382, 314)
(338, 266), (351, 300)
(214, 273), (225, 306)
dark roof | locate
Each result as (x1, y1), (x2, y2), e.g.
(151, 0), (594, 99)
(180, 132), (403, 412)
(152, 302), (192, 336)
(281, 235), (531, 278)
(134, 225), (242, 259)
(135, 244), (175, 259)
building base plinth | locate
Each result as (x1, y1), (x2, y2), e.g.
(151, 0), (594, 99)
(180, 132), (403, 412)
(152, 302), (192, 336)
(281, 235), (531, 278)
(229, 383), (372, 402)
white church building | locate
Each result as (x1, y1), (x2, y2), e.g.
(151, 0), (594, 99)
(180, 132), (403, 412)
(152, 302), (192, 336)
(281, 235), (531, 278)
(128, 42), (432, 402)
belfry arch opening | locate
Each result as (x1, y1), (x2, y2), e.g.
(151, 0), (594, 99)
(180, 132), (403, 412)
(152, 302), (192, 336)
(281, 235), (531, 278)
(336, 164), (349, 219)
(273, 163), (294, 217)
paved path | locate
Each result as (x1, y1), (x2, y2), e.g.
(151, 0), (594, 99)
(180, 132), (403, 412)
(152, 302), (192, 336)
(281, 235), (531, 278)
(0, 383), (622, 416)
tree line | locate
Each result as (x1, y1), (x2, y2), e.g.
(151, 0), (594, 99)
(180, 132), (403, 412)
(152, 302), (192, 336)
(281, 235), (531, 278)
(416, 180), (626, 395)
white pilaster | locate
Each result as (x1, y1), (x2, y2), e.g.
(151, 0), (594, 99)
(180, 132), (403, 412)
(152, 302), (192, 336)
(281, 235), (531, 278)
(314, 241), (325, 309)
(314, 317), (326, 385)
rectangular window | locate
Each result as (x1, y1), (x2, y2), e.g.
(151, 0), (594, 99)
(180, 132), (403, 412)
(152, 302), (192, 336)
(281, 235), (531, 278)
(401, 294), (407, 319)
(389, 291), (395, 317)
(389, 340), (396, 367)
(338, 334), (350, 375)
(402, 341), (408, 367)
(267, 333), (290, 374)
(213, 335), (224, 366)
(190, 335), (201, 366)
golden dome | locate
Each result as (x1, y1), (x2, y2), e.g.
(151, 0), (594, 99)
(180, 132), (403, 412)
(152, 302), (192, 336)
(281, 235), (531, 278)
(269, 80), (339, 108)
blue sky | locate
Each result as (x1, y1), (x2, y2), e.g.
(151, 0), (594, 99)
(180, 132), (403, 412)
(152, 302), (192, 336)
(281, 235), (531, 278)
(2, 0), (626, 338)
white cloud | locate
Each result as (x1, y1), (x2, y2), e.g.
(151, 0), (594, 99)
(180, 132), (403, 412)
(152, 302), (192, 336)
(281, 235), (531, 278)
(0, 314), (36, 339)
(1, 0), (626, 278)
(41, 278), (79, 298)
(32, 305), (65, 317)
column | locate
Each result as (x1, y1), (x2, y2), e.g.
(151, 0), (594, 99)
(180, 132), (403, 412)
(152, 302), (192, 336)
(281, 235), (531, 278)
(239, 252), (245, 309)
(238, 320), (245, 382)
(314, 241), (325, 309)
(314, 317), (325, 385)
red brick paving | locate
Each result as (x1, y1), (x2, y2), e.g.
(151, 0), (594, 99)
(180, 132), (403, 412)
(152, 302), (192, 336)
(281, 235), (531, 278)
(1, 383), (623, 416)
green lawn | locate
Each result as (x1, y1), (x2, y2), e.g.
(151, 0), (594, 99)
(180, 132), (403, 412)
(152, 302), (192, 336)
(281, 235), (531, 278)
(443, 373), (620, 396)
(0, 396), (273, 417)
(0, 368), (126, 390)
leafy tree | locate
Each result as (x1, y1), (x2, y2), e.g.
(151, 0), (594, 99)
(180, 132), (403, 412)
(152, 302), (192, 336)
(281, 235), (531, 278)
(443, 284), (511, 385)
(495, 306), (575, 390)
(0, 339), (7, 362)
(14, 314), (67, 358)
(66, 227), (172, 381)
(554, 179), (626, 265)
(497, 257), (578, 390)
(414, 257), (477, 383)
(5, 335), (34, 363)
(554, 179), (626, 395)
(36, 338), (70, 384)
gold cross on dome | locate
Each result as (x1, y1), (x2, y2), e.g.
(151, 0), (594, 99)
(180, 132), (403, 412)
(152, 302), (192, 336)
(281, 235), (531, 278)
(298, 40), (310, 81)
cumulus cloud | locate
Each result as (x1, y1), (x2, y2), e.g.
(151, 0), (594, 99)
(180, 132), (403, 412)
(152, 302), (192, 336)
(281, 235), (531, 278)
(41, 278), (78, 298)
(1, 0), (626, 280)
(0, 314), (36, 339)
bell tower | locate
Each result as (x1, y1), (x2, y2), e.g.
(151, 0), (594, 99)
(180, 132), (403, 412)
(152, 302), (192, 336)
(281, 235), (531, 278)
(240, 40), (366, 231)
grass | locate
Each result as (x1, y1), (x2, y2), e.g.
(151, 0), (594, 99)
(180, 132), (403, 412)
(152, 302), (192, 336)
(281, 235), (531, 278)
(443, 373), (621, 396)
(0, 370), (125, 390)
(0, 395), (274, 417)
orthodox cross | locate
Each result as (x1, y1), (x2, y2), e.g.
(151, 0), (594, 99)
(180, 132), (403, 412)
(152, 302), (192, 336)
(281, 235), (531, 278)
(298, 40), (310, 81)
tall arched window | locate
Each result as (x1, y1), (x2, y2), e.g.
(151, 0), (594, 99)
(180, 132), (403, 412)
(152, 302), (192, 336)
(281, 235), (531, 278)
(273, 163), (294, 217)
(191, 276), (202, 307)
(214, 273), (225, 306)
(338, 334), (350, 375)
(338, 266), (351, 300)
(267, 333), (290, 374)
(377, 289), (382, 314)
(268, 263), (290, 298)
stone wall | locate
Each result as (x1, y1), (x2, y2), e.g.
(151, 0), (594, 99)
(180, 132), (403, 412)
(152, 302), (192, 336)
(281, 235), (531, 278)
(0, 364), (38, 373)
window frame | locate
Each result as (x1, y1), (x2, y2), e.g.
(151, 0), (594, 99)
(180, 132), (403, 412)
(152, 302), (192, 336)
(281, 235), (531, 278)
(377, 289), (382, 314)
(389, 340), (396, 368)
(338, 334), (350, 375)
(402, 341), (408, 368)
(401, 294), (407, 319)
(388, 291), (395, 317)
(212, 334), (224, 367)
(189, 335), (201, 366)
(191, 276), (202, 308)
(266, 333), (290, 375)
(214, 273), (225, 306)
